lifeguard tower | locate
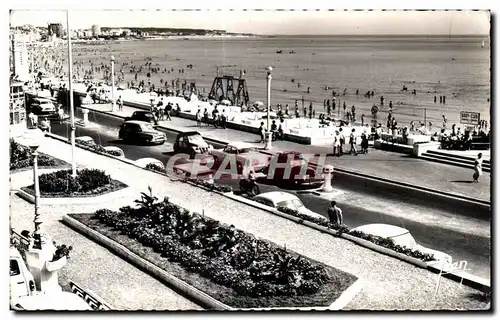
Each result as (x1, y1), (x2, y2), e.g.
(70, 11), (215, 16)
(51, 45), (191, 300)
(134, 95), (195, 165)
(208, 66), (250, 106)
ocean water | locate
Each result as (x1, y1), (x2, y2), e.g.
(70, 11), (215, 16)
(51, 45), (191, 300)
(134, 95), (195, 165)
(51, 35), (491, 126)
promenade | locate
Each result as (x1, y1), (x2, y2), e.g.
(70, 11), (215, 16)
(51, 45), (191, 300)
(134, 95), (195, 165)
(9, 133), (488, 310)
(81, 102), (491, 202)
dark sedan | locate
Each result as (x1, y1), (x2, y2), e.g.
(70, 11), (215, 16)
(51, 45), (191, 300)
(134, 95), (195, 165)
(118, 120), (166, 145)
(124, 111), (157, 124)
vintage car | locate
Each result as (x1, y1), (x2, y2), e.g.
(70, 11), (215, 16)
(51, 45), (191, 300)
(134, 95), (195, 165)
(124, 111), (157, 124)
(173, 131), (213, 159)
(256, 151), (323, 187)
(29, 98), (57, 115)
(118, 120), (166, 145)
(10, 247), (35, 300)
(253, 191), (326, 220)
(350, 224), (452, 263)
(210, 142), (269, 174)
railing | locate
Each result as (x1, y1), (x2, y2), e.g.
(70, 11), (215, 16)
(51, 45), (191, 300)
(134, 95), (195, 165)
(69, 280), (113, 310)
(11, 229), (31, 259)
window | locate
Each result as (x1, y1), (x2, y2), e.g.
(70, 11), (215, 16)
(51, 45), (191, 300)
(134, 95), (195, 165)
(10, 259), (20, 276)
(255, 197), (274, 208)
(277, 199), (304, 210)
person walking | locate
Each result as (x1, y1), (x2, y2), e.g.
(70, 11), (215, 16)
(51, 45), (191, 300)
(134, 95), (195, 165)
(117, 95), (123, 111)
(349, 128), (358, 155)
(327, 201), (343, 226)
(165, 102), (172, 121)
(58, 106), (64, 124)
(196, 109), (202, 127)
(333, 130), (340, 156)
(157, 98), (164, 120)
(259, 122), (266, 143)
(203, 108), (209, 126)
(221, 109), (227, 129)
(212, 106), (219, 128)
(338, 128), (345, 156)
(361, 132), (369, 154)
(473, 153), (483, 183)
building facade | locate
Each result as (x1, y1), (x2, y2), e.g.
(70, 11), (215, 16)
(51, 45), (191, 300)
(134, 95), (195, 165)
(48, 23), (64, 38)
(11, 34), (29, 81)
(10, 80), (26, 127)
(91, 24), (101, 37)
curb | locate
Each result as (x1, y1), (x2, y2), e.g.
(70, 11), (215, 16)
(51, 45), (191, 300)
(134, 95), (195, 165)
(62, 215), (230, 310)
(75, 104), (490, 207)
(44, 132), (490, 293)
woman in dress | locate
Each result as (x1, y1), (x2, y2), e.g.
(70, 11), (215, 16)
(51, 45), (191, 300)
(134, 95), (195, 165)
(473, 153), (483, 183)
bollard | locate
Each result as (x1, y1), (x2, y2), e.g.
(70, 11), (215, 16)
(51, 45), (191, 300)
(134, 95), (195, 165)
(82, 108), (90, 125)
(320, 164), (334, 192)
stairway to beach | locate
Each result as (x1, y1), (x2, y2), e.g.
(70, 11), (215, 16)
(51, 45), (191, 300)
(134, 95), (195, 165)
(419, 150), (491, 173)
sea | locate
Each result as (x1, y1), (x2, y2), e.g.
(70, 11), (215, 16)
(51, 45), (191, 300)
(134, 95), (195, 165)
(42, 35), (491, 127)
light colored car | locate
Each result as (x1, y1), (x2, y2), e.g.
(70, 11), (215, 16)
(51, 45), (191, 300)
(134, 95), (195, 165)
(30, 98), (56, 114)
(254, 191), (326, 220)
(10, 247), (35, 300)
(350, 224), (452, 263)
(11, 292), (92, 311)
(211, 141), (269, 174)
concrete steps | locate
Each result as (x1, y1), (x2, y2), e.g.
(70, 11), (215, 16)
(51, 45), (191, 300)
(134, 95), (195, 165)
(420, 150), (491, 173)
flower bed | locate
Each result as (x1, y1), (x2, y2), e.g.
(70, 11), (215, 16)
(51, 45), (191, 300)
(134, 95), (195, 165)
(21, 168), (127, 197)
(276, 207), (435, 262)
(75, 139), (123, 157)
(10, 139), (67, 171)
(187, 179), (233, 193)
(70, 188), (357, 308)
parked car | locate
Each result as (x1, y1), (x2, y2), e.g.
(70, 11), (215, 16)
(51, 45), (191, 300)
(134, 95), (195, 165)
(10, 247), (35, 300)
(11, 292), (92, 311)
(124, 111), (157, 124)
(253, 191), (326, 220)
(118, 120), (166, 145)
(257, 151), (323, 187)
(350, 224), (452, 263)
(173, 131), (213, 159)
(210, 142), (269, 174)
(30, 98), (56, 115)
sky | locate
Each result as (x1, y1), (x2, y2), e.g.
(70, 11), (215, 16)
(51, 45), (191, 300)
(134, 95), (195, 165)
(9, 9), (490, 35)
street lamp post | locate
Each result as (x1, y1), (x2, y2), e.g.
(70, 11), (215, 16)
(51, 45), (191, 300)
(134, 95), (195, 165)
(29, 142), (42, 249)
(264, 66), (273, 150)
(111, 55), (116, 112)
(67, 10), (77, 178)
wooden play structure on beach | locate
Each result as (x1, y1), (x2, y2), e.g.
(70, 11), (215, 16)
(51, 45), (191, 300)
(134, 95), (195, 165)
(208, 66), (250, 106)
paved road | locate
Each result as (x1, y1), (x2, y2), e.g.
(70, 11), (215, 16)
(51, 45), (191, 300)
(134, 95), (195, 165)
(49, 110), (491, 280)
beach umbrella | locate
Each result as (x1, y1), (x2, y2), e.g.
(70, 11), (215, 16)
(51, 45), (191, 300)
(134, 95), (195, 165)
(253, 101), (264, 107)
(221, 99), (231, 106)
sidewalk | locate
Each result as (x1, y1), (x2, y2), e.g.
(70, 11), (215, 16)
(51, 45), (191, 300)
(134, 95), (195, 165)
(83, 103), (491, 202)
(10, 134), (488, 310)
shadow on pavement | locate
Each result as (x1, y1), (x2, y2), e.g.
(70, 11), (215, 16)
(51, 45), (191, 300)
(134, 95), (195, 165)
(450, 180), (474, 184)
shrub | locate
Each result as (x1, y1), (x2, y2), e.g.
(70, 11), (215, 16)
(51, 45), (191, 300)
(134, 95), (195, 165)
(187, 179), (232, 193)
(145, 163), (165, 172)
(276, 207), (435, 262)
(93, 188), (330, 298)
(37, 168), (112, 194)
(75, 139), (122, 157)
(10, 139), (56, 170)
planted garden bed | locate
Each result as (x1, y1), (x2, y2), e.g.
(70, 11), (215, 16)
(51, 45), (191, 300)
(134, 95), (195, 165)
(10, 139), (68, 172)
(69, 188), (357, 308)
(21, 168), (127, 197)
(76, 139), (123, 157)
